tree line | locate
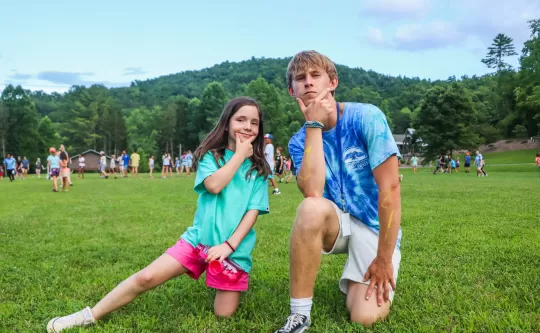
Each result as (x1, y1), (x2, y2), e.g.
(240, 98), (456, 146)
(1, 18), (538, 167)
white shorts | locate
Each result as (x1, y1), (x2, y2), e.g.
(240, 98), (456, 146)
(324, 203), (402, 302)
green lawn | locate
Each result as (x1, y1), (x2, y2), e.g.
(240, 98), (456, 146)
(451, 149), (539, 165)
(1, 168), (539, 332)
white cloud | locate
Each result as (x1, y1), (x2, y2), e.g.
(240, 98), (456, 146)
(365, 0), (540, 51)
(367, 20), (464, 51)
(361, 0), (432, 20)
(367, 27), (385, 45)
(455, 0), (540, 43)
(395, 21), (462, 50)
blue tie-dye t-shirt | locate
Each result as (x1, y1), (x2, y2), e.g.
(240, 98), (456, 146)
(289, 103), (402, 249)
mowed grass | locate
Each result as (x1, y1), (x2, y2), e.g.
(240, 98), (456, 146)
(450, 149), (539, 165)
(1, 167), (540, 332)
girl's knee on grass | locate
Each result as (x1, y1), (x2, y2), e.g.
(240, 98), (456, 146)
(214, 290), (241, 317)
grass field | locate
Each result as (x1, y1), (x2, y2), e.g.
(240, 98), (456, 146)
(1, 164), (540, 332)
(419, 149), (540, 173)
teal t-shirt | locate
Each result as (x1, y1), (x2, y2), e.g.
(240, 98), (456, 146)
(181, 150), (270, 273)
(47, 155), (60, 169)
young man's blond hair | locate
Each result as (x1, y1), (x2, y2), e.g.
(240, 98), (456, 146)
(286, 50), (337, 95)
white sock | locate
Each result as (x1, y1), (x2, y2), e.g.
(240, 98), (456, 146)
(290, 297), (312, 319)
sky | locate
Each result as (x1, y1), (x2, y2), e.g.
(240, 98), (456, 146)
(1, 0), (539, 93)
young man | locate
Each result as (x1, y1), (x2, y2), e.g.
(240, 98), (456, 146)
(121, 150), (130, 177)
(274, 51), (402, 332)
(4, 154), (16, 182)
(264, 134), (281, 195)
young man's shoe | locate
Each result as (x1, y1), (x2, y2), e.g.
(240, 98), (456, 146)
(274, 313), (311, 333)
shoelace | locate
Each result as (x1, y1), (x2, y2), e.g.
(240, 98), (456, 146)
(283, 314), (304, 331)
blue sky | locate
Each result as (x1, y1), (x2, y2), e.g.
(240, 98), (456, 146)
(1, 0), (539, 93)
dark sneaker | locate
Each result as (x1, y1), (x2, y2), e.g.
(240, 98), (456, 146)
(274, 314), (311, 333)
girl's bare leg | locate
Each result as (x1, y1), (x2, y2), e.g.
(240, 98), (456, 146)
(91, 254), (188, 320)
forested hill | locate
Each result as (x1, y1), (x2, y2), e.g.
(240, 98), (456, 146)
(109, 56), (431, 110)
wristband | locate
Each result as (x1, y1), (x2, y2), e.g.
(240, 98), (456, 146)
(225, 240), (236, 252)
(304, 120), (324, 129)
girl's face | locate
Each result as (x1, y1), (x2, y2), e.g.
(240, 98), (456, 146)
(227, 105), (260, 148)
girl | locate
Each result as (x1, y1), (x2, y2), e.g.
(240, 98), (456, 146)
(36, 158), (43, 178)
(536, 152), (540, 177)
(162, 152), (170, 178)
(99, 152), (109, 179)
(110, 154), (118, 179)
(16, 156), (23, 180)
(78, 154), (85, 179)
(410, 154), (418, 173)
(60, 151), (70, 192)
(46, 97), (271, 332)
(186, 150), (193, 176)
(175, 156), (181, 175)
(149, 155), (155, 178)
(47, 148), (60, 192)
(285, 157), (296, 184)
(59, 145), (73, 187)
(455, 157), (460, 173)
(275, 147), (284, 182)
(180, 151), (188, 175)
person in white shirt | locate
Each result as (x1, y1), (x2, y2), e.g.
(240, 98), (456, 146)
(99, 152), (109, 179)
(264, 134), (280, 195)
(161, 153), (171, 178)
(148, 155), (155, 178)
(110, 154), (118, 179)
(78, 155), (86, 179)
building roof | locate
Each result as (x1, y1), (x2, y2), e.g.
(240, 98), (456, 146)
(393, 134), (405, 145)
(70, 149), (114, 160)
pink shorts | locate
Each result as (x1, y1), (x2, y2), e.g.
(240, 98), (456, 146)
(165, 239), (249, 291)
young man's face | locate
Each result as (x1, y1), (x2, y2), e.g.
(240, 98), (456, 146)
(288, 67), (338, 106)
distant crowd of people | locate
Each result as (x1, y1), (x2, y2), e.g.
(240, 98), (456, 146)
(432, 151), (487, 176)
(263, 133), (298, 196)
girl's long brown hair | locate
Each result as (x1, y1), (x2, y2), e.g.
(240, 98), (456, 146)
(193, 97), (271, 180)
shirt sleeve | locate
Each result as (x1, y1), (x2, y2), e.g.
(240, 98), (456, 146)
(357, 104), (400, 171)
(247, 175), (270, 215)
(288, 136), (304, 174)
(194, 152), (220, 194)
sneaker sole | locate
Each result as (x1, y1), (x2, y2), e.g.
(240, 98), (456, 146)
(47, 317), (60, 333)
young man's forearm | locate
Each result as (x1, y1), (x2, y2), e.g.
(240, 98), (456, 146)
(297, 128), (326, 197)
(377, 185), (401, 260)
